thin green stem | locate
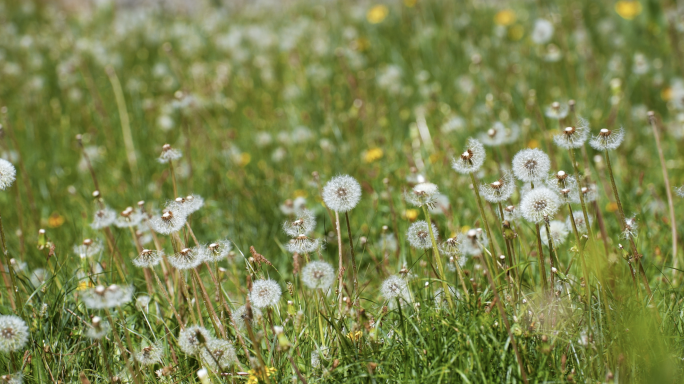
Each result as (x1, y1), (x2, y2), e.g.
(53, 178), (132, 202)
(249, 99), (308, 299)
(469, 173), (501, 285)
(422, 206), (455, 309)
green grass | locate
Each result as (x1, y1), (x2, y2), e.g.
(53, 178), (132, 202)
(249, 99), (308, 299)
(0, 0), (683, 382)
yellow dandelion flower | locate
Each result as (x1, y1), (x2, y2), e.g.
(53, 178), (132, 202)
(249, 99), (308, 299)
(367, 5), (389, 24)
(494, 10), (515, 26)
(661, 87), (672, 101)
(48, 213), (65, 228)
(77, 280), (94, 291)
(294, 189), (308, 198)
(239, 153), (251, 167)
(404, 209), (419, 221)
(615, 1), (642, 20)
(246, 367), (276, 384)
(460, 226), (471, 233)
(606, 202), (618, 212)
(527, 139), (540, 149)
(364, 147), (384, 163)
(347, 331), (363, 341)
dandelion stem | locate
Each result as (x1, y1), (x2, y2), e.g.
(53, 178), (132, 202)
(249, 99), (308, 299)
(105, 66), (138, 184)
(104, 310), (140, 384)
(567, 204), (592, 313)
(422, 206), (456, 308)
(544, 220), (557, 289)
(648, 112), (679, 279)
(334, 211), (344, 313)
(151, 267), (183, 326)
(192, 268), (226, 338)
(603, 149), (652, 296)
(344, 212), (358, 302)
(469, 173), (501, 285)
(168, 159), (179, 198)
(0, 213), (20, 310)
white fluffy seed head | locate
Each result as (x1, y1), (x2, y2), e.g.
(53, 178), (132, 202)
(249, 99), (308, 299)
(0, 159), (16, 190)
(283, 209), (316, 237)
(478, 122), (518, 146)
(90, 206), (117, 230)
(452, 138), (485, 174)
(301, 261), (335, 290)
(158, 144), (182, 163)
(86, 318), (110, 340)
(178, 325), (212, 355)
(0, 316), (29, 353)
(135, 342), (163, 366)
(504, 205), (521, 222)
(285, 235), (321, 254)
(168, 247), (206, 270)
(566, 214), (592, 234)
(231, 305), (263, 330)
(322, 175), (362, 212)
(458, 228), (489, 256)
(512, 148), (551, 182)
(553, 117), (589, 149)
(132, 249), (164, 268)
(544, 102), (569, 120)
(81, 284), (134, 309)
(531, 18), (554, 44)
(249, 279), (282, 308)
(546, 171), (580, 204)
(675, 186), (684, 198)
(150, 208), (187, 235)
(622, 215), (639, 239)
(407, 220), (438, 250)
(580, 184), (599, 203)
(200, 339), (237, 372)
(520, 187), (561, 223)
(166, 194), (204, 216)
(205, 240), (232, 262)
(479, 171), (516, 203)
(540, 220), (569, 246)
(405, 182), (439, 207)
(380, 275), (411, 303)
(590, 128), (625, 150)
(73, 239), (104, 259)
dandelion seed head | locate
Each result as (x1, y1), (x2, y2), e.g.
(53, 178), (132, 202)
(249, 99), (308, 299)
(279, 197), (306, 215)
(158, 144), (182, 163)
(675, 186), (684, 198)
(553, 118), (590, 149)
(546, 171), (580, 204)
(285, 235), (321, 254)
(322, 175), (362, 212)
(504, 205), (521, 221)
(30, 268), (48, 287)
(178, 325), (212, 355)
(86, 316), (110, 340)
(540, 220), (569, 246)
(590, 128), (625, 150)
(566, 214), (592, 234)
(434, 286), (459, 307)
(0, 316), (28, 353)
(231, 305), (263, 330)
(520, 187), (561, 223)
(544, 101), (569, 120)
(282, 209), (316, 237)
(378, 232), (398, 253)
(114, 207), (145, 228)
(0, 372), (22, 384)
(167, 195), (204, 216)
(136, 342), (163, 366)
(580, 184), (599, 203)
(132, 249), (164, 268)
(90, 206), (117, 230)
(380, 275), (411, 303)
(458, 228), (488, 256)
(405, 182), (439, 208)
(150, 208), (187, 235)
(81, 284), (134, 309)
(0, 159), (16, 191)
(301, 261), (335, 290)
(622, 215), (638, 239)
(249, 279), (282, 308)
(205, 240), (232, 262)
(168, 247), (205, 270)
(452, 138), (485, 174)
(478, 122), (509, 146)
(480, 171), (516, 203)
(512, 148), (551, 182)
(73, 239), (103, 259)
(136, 295), (151, 312)
(201, 339), (237, 372)
(439, 236), (462, 257)
(531, 18), (554, 45)
(407, 220), (437, 250)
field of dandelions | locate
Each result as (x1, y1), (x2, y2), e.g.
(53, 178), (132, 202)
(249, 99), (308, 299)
(1, 0), (684, 383)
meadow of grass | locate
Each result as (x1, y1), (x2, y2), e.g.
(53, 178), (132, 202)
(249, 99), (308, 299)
(0, 0), (683, 382)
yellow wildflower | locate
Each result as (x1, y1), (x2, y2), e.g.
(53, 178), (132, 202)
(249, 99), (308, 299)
(367, 5), (389, 24)
(615, 1), (642, 20)
(364, 147), (384, 163)
(404, 209), (419, 221)
(347, 331), (363, 341)
(240, 153), (251, 166)
(294, 189), (308, 198)
(494, 10), (515, 26)
(606, 202), (618, 213)
(527, 139), (540, 149)
(48, 212), (65, 228)
(77, 280), (94, 291)
(246, 367), (277, 384)
(661, 87), (672, 101)
(461, 226), (470, 233)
